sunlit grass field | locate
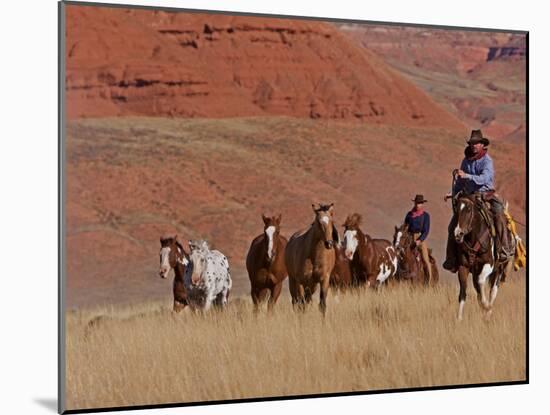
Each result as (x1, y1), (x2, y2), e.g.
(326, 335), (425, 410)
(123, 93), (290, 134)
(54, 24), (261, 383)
(65, 276), (526, 411)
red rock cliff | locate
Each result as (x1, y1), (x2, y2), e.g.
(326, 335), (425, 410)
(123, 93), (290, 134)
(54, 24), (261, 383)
(65, 5), (464, 130)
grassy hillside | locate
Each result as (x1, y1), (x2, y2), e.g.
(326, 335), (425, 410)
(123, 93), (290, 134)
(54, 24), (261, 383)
(65, 117), (526, 307)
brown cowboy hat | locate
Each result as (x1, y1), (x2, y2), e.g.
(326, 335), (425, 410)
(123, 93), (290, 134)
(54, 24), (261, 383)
(412, 194), (428, 204)
(467, 129), (490, 146)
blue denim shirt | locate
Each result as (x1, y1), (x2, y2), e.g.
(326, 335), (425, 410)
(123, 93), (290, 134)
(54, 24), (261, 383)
(404, 211), (430, 241)
(453, 152), (495, 195)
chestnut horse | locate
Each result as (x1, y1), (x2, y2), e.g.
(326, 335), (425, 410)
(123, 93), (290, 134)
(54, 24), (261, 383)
(330, 245), (354, 290)
(342, 214), (398, 288)
(453, 194), (515, 320)
(393, 223), (439, 286)
(285, 203), (339, 316)
(246, 213), (288, 311)
(159, 235), (190, 312)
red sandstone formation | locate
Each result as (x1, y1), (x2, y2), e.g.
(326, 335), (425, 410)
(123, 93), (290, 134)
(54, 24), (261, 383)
(65, 5), (464, 130)
(338, 24), (526, 140)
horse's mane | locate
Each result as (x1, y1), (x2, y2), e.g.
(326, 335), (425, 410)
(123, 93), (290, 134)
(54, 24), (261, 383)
(293, 224), (313, 239)
(189, 239), (210, 252)
(343, 213), (362, 229)
(175, 240), (187, 256)
(160, 234), (176, 242)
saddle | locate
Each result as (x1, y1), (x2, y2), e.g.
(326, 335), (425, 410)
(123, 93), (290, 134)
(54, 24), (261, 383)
(473, 193), (496, 238)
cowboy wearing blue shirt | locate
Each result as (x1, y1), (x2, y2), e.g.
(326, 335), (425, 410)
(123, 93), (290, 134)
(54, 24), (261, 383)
(443, 129), (509, 272)
(404, 194), (433, 283)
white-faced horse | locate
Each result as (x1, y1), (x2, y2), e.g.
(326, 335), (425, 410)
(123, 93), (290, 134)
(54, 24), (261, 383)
(341, 213), (398, 288)
(453, 194), (515, 320)
(159, 235), (190, 312)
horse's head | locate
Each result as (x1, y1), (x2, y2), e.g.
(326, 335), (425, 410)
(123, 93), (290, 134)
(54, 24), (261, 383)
(312, 203), (335, 249)
(393, 223), (408, 248)
(454, 196), (476, 243)
(342, 213), (363, 260)
(188, 239), (210, 286)
(392, 224), (417, 278)
(262, 213), (282, 261)
(159, 235), (187, 279)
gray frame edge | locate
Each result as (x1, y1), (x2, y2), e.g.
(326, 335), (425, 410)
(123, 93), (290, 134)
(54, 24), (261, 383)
(58, 1), (67, 413)
(62, 0), (528, 35)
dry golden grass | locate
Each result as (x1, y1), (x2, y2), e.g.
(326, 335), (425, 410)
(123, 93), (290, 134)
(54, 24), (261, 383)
(65, 277), (526, 411)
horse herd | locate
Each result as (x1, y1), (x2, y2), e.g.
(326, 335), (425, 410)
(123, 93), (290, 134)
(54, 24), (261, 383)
(160, 203), (439, 316)
(159, 198), (518, 320)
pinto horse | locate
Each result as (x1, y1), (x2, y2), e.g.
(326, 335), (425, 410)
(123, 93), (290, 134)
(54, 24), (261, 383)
(393, 223), (439, 286)
(246, 214), (288, 311)
(453, 194), (515, 320)
(159, 235), (190, 312)
(285, 203), (339, 316)
(342, 213), (397, 288)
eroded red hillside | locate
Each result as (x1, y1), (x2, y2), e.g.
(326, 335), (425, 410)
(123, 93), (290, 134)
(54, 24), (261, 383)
(65, 5), (464, 130)
(338, 24), (526, 140)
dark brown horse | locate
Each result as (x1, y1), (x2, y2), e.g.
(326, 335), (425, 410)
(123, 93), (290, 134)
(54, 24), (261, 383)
(342, 213), (397, 288)
(159, 235), (189, 312)
(392, 223), (439, 286)
(330, 245), (353, 289)
(453, 194), (515, 320)
(285, 203), (339, 316)
(246, 214), (288, 311)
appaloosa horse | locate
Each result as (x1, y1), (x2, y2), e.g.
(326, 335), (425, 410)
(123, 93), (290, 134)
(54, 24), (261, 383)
(285, 203), (339, 315)
(342, 213), (398, 288)
(184, 240), (232, 311)
(246, 213), (288, 311)
(453, 194), (515, 320)
(159, 235), (190, 312)
(393, 223), (439, 286)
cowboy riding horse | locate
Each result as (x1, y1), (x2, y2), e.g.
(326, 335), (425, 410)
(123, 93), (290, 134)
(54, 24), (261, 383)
(443, 129), (514, 274)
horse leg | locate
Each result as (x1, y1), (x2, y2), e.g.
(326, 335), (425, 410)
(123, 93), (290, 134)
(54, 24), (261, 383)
(457, 265), (468, 321)
(251, 287), (262, 313)
(366, 274), (377, 289)
(319, 276), (330, 317)
(489, 261), (508, 308)
(290, 277), (305, 311)
(203, 293), (216, 312)
(268, 281), (283, 312)
(219, 287), (230, 309)
(430, 259), (439, 286)
(173, 300), (186, 313)
(477, 263), (494, 311)
(472, 272), (483, 309)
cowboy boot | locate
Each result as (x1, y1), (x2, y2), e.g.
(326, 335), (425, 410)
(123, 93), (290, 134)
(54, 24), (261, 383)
(443, 218), (458, 272)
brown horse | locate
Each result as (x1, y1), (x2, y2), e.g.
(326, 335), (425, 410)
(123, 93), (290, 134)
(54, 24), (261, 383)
(159, 235), (189, 312)
(452, 194), (515, 320)
(246, 213), (288, 311)
(392, 223), (439, 286)
(330, 245), (353, 290)
(285, 203), (338, 316)
(342, 213), (398, 288)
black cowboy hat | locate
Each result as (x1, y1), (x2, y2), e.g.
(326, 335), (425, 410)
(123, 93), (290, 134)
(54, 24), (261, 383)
(412, 194), (428, 204)
(467, 129), (490, 146)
